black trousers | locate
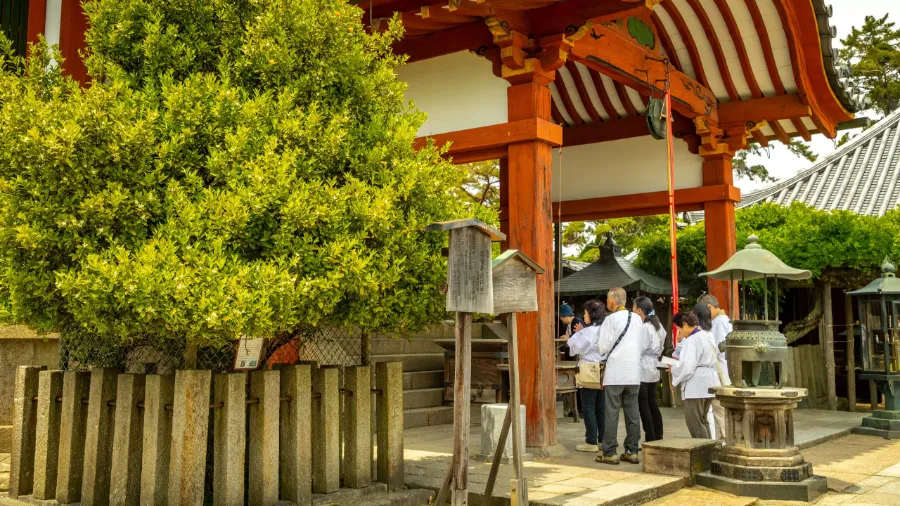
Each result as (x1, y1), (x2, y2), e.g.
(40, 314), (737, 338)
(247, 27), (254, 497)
(638, 381), (664, 442)
(579, 387), (606, 445)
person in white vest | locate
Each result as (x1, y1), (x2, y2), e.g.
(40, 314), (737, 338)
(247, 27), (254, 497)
(596, 287), (643, 465)
(634, 296), (666, 442)
(698, 294), (733, 440)
(672, 310), (721, 439)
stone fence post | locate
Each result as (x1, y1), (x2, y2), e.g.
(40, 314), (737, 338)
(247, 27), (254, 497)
(168, 369), (211, 505)
(376, 361), (404, 492)
(9, 365), (43, 498)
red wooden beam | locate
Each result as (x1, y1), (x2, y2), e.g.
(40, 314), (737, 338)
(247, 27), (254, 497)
(614, 81), (638, 118)
(744, 0), (786, 95)
(562, 115), (648, 146)
(414, 118), (563, 155)
(530, 0), (653, 38)
(769, 120), (791, 145)
(659, 0), (710, 89)
(553, 71), (584, 125)
(651, 12), (682, 73)
(569, 22), (718, 121)
(59, 0), (89, 84)
(447, 146), (509, 164)
(565, 62), (600, 123)
(392, 22), (494, 63)
(589, 71), (619, 121)
(550, 184), (740, 222)
(712, 0), (762, 99)
(717, 94), (811, 125)
(684, 0), (739, 101)
(791, 118), (812, 142)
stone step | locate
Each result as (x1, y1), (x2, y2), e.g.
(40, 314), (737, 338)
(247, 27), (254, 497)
(404, 388), (444, 410)
(372, 337), (444, 356)
(403, 406), (454, 429)
(373, 353), (444, 373)
(403, 370), (444, 391)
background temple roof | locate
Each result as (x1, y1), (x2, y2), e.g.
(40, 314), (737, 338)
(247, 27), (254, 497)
(689, 108), (900, 221)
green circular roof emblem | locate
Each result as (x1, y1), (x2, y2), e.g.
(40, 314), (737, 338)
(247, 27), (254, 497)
(646, 98), (667, 140)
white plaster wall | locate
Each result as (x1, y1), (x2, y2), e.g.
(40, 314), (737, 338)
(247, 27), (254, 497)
(396, 51), (509, 137)
(551, 136), (703, 202)
(44, 0), (63, 47)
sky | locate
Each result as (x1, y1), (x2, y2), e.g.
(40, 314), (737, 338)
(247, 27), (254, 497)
(736, 0), (900, 194)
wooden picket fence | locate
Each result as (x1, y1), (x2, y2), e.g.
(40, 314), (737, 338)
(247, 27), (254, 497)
(8, 362), (404, 505)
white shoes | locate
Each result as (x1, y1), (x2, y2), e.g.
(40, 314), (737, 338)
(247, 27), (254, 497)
(575, 443), (599, 452)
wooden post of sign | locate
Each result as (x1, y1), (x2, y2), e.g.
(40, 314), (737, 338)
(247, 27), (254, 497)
(845, 294), (857, 412)
(452, 312), (473, 506)
(823, 283), (838, 411)
(506, 313), (528, 505)
(426, 219), (505, 506)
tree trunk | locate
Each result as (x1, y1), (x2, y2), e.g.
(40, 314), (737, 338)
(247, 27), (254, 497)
(845, 293), (856, 412)
(823, 283), (837, 410)
(784, 284), (825, 345)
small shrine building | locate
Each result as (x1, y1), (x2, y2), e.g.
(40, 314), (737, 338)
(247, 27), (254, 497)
(15, 0), (865, 452)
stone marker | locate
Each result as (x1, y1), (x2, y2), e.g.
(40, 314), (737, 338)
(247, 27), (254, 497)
(168, 369), (211, 505)
(213, 373), (246, 506)
(279, 365), (312, 505)
(141, 374), (175, 506)
(56, 370), (91, 504)
(81, 367), (121, 506)
(33, 370), (63, 499)
(312, 366), (340, 494)
(109, 373), (146, 505)
(642, 438), (721, 485)
(376, 361), (404, 492)
(475, 404), (530, 463)
(9, 365), (43, 498)
(249, 370), (279, 506)
(344, 365), (371, 488)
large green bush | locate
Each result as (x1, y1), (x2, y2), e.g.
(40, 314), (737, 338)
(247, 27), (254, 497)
(0, 0), (473, 348)
(635, 202), (900, 295)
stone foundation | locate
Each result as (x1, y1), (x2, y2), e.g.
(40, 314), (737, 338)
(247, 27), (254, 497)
(701, 386), (826, 502)
(852, 410), (900, 439)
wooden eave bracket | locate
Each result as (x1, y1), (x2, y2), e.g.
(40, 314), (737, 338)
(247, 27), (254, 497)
(414, 118), (563, 159)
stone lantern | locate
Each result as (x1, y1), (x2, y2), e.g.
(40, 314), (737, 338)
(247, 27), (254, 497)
(702, 235), (812, 388)
(850, 258), (900, 439)
(696, 235), (827, 502)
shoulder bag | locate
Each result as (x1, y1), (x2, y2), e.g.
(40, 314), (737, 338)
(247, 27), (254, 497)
(576, 311), (632, 390)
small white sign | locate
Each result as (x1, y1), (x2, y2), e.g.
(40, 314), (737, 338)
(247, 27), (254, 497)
(659, 356), (679, 367)
(234, 336), (264, 370)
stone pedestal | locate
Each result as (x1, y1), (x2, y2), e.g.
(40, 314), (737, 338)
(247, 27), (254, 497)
(642, 438), (720, 486)
(475, 404), (531, 464)
(853, 375), (900, 439)
(696, 386), (827, 502)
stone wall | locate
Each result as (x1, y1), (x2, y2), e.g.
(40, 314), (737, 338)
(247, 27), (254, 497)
(0, 326), (58, 452)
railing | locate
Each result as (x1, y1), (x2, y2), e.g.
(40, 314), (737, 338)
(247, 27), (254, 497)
(8, 362), (404, 504)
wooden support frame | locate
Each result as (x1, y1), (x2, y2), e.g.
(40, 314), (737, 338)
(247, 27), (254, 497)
(569, 22), (718, 121)
(414, 119), (563, 163)
(717, 94), (811, 127)
(547, 184), (740, 222)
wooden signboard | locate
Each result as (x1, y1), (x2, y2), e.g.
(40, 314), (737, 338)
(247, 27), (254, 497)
(492, 249), (544, 314)
(426, 219), (504, 314)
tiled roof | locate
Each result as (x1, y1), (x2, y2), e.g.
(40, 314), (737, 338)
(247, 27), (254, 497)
(556, 235), (681, 296)
(690, 108), (900, 221)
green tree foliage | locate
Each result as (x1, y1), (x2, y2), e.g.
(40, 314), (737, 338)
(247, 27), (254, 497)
(839, 14), (900, 115)
(563, 216), (671, 262)
(635, 203), (899, 297)
(0, 0), (474, 348)
(733, 140), (818, 183)
(455, 160), (499, 218)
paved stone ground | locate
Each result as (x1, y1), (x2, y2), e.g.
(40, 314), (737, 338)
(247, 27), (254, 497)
(404, 407), (865, 505)
(755, 434), (900, 505)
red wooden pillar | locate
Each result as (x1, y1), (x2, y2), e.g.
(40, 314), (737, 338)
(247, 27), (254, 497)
(499, 158), (510, 252)
(702, 153), (739, 318)
(505, 76), (557, 449)
(59, 0), (90, 84)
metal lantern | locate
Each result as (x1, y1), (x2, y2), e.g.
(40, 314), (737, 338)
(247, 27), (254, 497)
(848, 258), (900, 376)
(701, 235), (812, 388)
